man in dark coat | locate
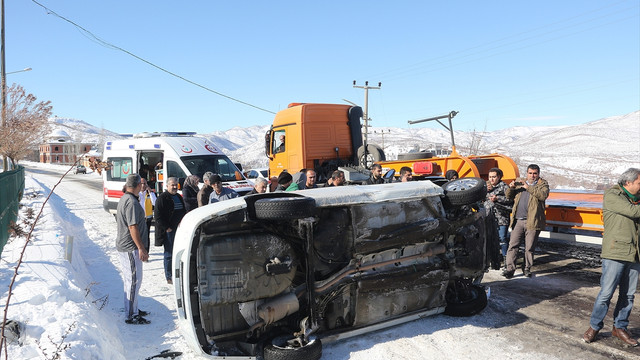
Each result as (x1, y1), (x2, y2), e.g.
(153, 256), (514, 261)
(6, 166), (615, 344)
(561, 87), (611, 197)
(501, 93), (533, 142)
(366, 164), (384, 185)
(153, 177), (186, 284)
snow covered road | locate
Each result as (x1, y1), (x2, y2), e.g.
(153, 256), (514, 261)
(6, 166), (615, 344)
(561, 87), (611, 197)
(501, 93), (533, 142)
(2, 162), (639, 359)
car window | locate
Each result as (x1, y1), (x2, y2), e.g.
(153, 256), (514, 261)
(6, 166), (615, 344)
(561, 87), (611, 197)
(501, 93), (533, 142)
(247, 170), (259, 178)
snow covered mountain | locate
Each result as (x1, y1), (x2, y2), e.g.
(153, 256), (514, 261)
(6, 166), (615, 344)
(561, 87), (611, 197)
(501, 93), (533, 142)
(49, 110), (640, 189)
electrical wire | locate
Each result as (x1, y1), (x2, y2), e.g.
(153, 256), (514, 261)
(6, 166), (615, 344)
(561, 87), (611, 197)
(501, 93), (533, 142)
(30, 0), (276, 115)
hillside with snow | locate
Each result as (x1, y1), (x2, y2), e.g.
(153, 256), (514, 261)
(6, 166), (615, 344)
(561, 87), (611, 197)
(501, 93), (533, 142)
(48, 110), (640, 189)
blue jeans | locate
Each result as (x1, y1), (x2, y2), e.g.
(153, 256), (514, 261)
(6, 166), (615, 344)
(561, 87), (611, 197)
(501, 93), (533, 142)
(498, 225), (509, 257)
(589, 259), (640, 331)
(163, 230), (175, 281)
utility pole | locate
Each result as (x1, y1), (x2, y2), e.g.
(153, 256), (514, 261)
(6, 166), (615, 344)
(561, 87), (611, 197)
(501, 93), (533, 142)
(1, 0), (6, 171)
(352, 81), (381, 166)
(374, 129), (390, 151)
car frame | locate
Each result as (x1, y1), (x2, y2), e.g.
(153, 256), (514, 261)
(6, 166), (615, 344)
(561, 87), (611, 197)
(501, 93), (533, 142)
(75, 165), (87, 174)
(173, 178), (492, 359)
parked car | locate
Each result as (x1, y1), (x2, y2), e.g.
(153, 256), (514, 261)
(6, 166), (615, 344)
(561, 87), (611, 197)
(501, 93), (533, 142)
(75, 165), (87, 174)
(172, 178), (493, 360)
(245, 168), (269, 179)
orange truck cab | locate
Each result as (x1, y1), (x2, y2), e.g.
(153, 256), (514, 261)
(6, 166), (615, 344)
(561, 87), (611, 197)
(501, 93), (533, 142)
(265, 103), (370, 182)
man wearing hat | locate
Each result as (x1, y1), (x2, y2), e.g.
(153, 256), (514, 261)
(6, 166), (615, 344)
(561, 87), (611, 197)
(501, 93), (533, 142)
(208, 174), (239, 203)
(116, 174), (150, 325)
(276, 171), (298, 191)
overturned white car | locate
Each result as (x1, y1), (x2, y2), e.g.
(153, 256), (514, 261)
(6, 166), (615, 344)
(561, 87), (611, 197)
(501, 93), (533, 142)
(172, 178), (493, 359)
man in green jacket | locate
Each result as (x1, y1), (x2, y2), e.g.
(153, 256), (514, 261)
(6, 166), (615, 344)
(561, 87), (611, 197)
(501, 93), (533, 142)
(502, 164), (549, 279)
(583, 168), (640, 346)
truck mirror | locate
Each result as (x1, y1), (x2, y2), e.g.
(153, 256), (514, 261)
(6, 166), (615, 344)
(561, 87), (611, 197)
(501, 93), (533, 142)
(265, 130), (272, 157)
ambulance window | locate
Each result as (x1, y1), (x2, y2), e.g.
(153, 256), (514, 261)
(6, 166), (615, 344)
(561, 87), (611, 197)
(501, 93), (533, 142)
(217, 158), (235, 179)
(106, 157), (133, 182)
(180, 155), (240, 182)
(167, 160), (187, 180)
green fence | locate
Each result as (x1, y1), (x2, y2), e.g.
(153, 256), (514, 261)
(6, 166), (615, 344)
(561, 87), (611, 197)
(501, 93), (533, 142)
(0, 165), (25, 253)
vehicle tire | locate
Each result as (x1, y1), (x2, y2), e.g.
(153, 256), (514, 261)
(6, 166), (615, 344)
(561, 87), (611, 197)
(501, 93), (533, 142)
(357, 144), (385, 168)
(444, 283), (487, 317)
(254, 197), (316, 220)
(263, 336), (322, 360)
(443, 177), (487, 206)
(397, 151), (434, 160)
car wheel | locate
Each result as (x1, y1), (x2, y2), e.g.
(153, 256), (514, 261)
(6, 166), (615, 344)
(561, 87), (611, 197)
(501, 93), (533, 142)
(444, 282), (488, 317)
(263, 335), (322, 360)
(443, 177), (487, 206)
(254, 197), (316, 220)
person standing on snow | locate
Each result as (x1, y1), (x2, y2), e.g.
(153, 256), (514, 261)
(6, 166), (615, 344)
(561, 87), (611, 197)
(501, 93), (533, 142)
(154, 177), (186, 285)
(137, 178), (156, 253)
(484, 167), (513, 266)
(583, 168), (640, 346)
(116, 174), (150, 325)
(502, 164), (549, 279)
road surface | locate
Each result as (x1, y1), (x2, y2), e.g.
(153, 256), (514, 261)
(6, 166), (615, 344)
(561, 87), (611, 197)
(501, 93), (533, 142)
(21, 163), (640, 359)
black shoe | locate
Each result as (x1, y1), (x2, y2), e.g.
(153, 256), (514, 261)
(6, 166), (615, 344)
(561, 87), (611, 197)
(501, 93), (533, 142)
(523, 270), (532, 278)
(125, 315), (150, 325)
(502, 269), (514, 279)
(138, 309), (149, 316)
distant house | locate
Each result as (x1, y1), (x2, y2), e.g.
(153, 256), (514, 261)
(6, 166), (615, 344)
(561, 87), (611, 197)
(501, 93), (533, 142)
(39, 129), (94, 165)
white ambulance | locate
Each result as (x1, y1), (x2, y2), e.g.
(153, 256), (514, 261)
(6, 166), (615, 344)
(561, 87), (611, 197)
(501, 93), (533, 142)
(102, 132), (253, 214)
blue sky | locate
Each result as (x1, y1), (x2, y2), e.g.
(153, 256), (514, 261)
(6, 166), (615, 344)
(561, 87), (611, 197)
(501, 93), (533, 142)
(7, 1), (639, 134)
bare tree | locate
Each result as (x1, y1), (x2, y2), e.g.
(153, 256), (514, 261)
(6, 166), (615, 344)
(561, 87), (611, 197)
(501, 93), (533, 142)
(461, 121), (490, 156)
(0, 84), (52, 167)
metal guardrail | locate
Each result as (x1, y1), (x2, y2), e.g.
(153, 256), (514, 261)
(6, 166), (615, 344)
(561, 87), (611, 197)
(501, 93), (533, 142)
(0, 165), (25, 253)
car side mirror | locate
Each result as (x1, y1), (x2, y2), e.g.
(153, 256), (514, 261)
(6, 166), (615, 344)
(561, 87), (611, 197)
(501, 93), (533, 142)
(383, 169), (395, 183)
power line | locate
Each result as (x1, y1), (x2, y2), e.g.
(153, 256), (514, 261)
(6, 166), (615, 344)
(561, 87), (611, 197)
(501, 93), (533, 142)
(30, 0), (276, 115)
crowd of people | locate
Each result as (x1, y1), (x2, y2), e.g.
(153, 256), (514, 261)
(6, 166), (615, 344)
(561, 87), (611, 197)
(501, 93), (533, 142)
(115, 164), (640, 349)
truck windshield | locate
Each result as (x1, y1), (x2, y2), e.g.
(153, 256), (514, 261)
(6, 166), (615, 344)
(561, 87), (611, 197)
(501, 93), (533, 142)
(180, 155), (243, 182)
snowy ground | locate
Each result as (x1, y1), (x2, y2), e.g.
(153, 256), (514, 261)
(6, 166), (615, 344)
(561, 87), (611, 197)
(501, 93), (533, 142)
(0, 161), (635, 359)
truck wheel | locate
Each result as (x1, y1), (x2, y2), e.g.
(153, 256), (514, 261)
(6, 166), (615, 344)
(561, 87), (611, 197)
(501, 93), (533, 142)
(263, 336), (322, 360)
(357, 144), (385, 168)
(254, 197), (316, 220)
(444, 282), (487, 317)
(443, 177), (486, 206)
(397, 151), (434, 160)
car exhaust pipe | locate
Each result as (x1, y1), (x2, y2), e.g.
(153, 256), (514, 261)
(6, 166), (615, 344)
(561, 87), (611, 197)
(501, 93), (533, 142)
(257, 292), (300, 326)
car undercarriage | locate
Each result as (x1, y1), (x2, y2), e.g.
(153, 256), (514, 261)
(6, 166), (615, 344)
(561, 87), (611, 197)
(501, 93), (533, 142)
(173, 179), (494, 359)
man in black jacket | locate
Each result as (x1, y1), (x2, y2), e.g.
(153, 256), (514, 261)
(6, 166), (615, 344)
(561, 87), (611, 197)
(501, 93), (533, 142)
(366, 164), (384, 185)
(153, 177), (186, 284)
